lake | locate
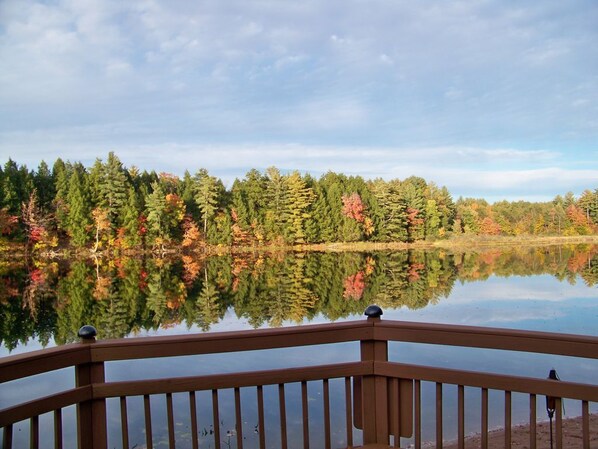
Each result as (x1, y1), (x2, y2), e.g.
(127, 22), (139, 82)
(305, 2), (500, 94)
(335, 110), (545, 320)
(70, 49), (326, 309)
(1, 244), (597, 448)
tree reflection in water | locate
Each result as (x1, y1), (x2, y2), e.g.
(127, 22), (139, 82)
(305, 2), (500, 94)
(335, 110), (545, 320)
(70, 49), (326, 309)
(1, 244), (597, 350)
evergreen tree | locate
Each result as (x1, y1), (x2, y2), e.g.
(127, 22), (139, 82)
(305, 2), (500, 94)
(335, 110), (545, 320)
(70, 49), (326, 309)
(2, 159), (33, 215)
(264, 167), (287, 241)
(193, 168), (220, 235)
(145, 182), (168, 247)
(98, 152), (128, 230)
(181, 170), (200, 221)
(283, 171), (315, 244)
(52, 159), (71, 233)
(87, 158), (104, 205)
(121, 188), (142, 248)
(33, 161), (55, 213)
(66, 170), (92, 247)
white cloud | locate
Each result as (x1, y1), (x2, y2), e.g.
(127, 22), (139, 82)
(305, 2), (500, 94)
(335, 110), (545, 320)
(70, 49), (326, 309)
(0, 0), (597, 200)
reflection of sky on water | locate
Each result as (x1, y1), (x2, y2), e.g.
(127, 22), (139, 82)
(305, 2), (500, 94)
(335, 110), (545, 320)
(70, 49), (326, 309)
(2, 274), (597, 448)
(383, 274), (598, 335)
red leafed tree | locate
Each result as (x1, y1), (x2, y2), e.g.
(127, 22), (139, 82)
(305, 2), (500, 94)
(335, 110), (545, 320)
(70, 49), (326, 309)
(342, 193), (365, 222)
(343, 271), (365, 300)
(480, 216), (501, 235)
(0, 208), (18, 236)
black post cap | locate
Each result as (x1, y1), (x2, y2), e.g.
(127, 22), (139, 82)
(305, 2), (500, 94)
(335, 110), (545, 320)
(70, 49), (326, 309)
(78, 325), (97, 340)
(364, 305), (383, 318)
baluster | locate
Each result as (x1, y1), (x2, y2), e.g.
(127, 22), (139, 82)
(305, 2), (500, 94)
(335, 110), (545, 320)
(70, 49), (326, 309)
(144, 394), (153, 449)
(505, 391), (511, 448)
(167, 393), (175, 448)
(529, 394), (537, 449)
(120, 397), (129, 449)
(414, 380), (421, 449)
(54, 409), (63, 449)
(395, 378), (402, 449)
(302, 381), (310, 449)
(323, 379), (331, 449)
(436, 383), (443, 449)
(279, 384), (288, 449)
(189, 392), (199, 449)
(481, 388), (488, 449)
(344, 377), (352, 449)
(458, 385), (464, 449)
(234, 387), (243, 449)
(30, 415), (39, 449)
(257, 386), (266, 449)
(212, 389), (221, 449)
(582, 400), (589, 449)
(3, 424), (13, 449)
(555, 398), (562, 449)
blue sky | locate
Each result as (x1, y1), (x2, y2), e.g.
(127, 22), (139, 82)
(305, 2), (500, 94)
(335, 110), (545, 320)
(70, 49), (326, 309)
(0, 0), (596, 201)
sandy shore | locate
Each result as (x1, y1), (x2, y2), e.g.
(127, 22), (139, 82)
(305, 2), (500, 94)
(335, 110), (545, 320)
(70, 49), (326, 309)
(439, 413), (598, 449)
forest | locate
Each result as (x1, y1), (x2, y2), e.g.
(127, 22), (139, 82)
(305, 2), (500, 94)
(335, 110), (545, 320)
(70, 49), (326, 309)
(0, 152), (597, 254)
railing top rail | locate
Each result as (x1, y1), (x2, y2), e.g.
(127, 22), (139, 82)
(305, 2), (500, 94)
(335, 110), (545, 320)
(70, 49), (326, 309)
(0, 320), (373, 381)
(373, 319), (598, 359)
(0, 343), (89, 383)
(89, 319), (373, 362)
(3, 309), (598, 384)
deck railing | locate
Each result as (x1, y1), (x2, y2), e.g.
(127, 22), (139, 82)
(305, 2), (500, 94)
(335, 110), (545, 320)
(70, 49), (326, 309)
(1, 305), (598, 449)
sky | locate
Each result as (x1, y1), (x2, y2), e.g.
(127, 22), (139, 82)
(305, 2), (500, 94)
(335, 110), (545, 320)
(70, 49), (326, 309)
(0, 0), (596, 202)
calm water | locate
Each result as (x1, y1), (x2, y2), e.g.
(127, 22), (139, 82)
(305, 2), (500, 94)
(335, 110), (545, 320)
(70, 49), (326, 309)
(1, 245), (597, 448)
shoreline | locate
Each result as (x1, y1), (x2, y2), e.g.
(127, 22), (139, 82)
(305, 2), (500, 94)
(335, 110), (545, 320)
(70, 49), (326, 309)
(437, 413), (598, 449)
(1, 235), (597, 260)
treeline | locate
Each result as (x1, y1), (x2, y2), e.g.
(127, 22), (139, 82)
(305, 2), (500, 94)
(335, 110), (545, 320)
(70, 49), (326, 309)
(1, 152), (596, 252)
(1, 245), (596, 349)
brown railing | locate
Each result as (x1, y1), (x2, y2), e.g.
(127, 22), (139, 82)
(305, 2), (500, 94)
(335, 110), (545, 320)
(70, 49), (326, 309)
(1, 305), (598, 449)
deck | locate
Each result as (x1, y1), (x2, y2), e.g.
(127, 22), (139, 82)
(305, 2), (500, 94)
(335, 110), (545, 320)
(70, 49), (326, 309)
(1, 305), (598, 449)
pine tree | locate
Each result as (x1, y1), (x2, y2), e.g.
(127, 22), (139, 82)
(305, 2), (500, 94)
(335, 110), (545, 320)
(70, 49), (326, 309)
(98, 152), (128, 230)
(121, 188), (142, 248)
(145, 182), (168, 247)
(181, 170), (200, 221)
(52, 159), (71, 233)
(284, 171), (315, 244)
(264, 167), (287, 241)
(193, 169), (220, 235)
(2, 159), (33, 215)
(425, 199), (441, 239)
(66, 170), (92, 247)
(33, 161), (55, 213)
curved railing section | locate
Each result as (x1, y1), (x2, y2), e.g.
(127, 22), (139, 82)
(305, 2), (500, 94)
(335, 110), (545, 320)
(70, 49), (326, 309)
(1, 306), (597, 449)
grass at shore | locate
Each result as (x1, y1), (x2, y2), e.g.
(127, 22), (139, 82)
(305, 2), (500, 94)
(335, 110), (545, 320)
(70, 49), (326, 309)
(249, 234), (598, 253)
(2, 235), (597, 259)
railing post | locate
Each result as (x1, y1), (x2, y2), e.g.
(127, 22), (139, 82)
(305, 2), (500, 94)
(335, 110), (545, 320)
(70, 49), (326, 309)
(360, 305), (389, 445)
(76, 325), (107, 449)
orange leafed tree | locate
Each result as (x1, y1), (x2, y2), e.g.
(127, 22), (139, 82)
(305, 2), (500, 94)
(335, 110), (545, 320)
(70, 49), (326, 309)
(341, 193), (365, 222)
(480, 216), (501, 235)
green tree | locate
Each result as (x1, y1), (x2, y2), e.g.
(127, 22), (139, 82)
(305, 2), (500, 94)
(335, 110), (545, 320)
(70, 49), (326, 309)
(33, 161), (55, 213)
(97, 152), (128, 230)
(194, 169), (220, 235)
(121, 188), (142, 248)
(52, 159), (71, 233)
(66, 169), (92, 247)
(263, 167), (287, 241)
(283, 171), (315, 244)
(145, 182), (168, 248)
(2, 159), (33, 216)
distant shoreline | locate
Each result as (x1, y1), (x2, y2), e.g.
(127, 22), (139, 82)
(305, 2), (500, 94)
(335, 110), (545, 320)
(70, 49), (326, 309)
(289, 235), (598, 253)
(2, 234), (597, 259)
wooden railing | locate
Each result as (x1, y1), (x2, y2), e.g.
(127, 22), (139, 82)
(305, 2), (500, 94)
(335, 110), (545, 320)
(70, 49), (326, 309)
(1, 305), (598, 449)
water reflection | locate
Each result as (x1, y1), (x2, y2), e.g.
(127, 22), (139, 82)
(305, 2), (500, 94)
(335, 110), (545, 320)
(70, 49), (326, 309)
(1, 245), (597, 351)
